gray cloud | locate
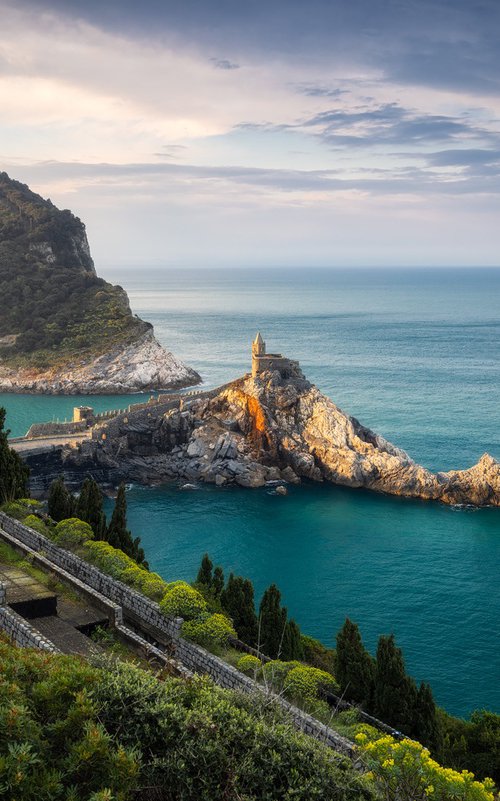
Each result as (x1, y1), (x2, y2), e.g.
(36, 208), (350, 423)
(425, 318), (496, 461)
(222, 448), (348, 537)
(210, 57), (240, 70)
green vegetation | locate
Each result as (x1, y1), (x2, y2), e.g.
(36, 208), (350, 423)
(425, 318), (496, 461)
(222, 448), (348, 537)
(0, 172), (146, 368)
(0, 407), (29, 504)
(48, 476), (147, 566)
(0, 638), (371, 801)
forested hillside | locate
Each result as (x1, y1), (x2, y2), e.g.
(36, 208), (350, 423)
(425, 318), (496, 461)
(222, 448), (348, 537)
(0, 172), (147, 367)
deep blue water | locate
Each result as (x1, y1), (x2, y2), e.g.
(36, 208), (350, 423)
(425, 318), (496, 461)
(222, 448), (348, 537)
(3, 267), (500, 718)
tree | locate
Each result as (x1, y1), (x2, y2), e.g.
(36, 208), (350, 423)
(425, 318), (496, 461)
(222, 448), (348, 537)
(414, 681), (441, 751)
(258, 584), (287, 659)
(47, 476), (74, 522)
(212, 566), (225, 598)
(196, 553), (213, 587)
(0, 407), (29, 504)
(373, 633), (417, 734)
(282, 619), (304, 661)
(76, 476), (107, 539)
(335, 618), (375, 706)
(107, 483), (147, 567)
(221, 574), (258, 646)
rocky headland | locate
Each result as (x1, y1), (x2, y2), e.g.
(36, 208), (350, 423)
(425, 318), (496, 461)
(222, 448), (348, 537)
(0, 172), (199, 393)
(39, 352), (500, 507)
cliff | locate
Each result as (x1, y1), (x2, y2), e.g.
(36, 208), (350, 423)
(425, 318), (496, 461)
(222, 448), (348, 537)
(0, 172), (200, 393)
(47, 362), (500, 506)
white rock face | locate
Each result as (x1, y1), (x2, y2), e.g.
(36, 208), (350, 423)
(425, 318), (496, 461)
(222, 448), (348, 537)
(0, 330), (200, 394)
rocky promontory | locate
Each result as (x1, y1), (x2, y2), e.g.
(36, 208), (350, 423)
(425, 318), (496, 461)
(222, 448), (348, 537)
(0, 172), (200, 393)
(45, 356), (500, 506)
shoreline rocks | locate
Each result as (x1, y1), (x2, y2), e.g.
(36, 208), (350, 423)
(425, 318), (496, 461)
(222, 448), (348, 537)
(24, 363), (500, 507)
(0, 330), (200, 394)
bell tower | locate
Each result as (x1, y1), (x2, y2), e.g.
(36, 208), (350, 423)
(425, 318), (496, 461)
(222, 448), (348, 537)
(252, 332), (266, 376)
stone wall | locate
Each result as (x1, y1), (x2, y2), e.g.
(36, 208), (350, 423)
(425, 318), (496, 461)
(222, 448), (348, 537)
(25, 421), (88, 439)
(0, 580), (59, 651)
(0, 512), (355, 758)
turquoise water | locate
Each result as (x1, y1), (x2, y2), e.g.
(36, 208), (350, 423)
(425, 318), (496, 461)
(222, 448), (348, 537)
(3, 267), (500, 717)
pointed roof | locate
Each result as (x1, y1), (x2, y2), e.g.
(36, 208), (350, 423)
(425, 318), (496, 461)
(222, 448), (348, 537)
(254, 332), (264, 345)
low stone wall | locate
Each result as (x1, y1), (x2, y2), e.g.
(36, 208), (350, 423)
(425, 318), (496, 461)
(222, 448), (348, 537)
(25, 421), (88, 439)
(0, 581), (59, 652)
(0, 512), (355, 758)
(0, 512), (181, 640)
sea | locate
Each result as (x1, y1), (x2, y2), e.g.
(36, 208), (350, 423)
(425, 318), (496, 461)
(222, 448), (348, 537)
(2, 267), (499, 719)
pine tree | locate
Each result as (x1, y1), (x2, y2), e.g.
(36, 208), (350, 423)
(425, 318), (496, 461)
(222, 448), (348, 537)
(282, 619), (304, 661)
(335, 618), (375, 706)
(221, 574), (258, 646)
(47, 476), (74, 522)
(0, 407), (29, 504)
(76, 477), (107, 539)
(196, 553), (213, 587)
(107, 483), (147, 567)
(212, 566), (225, 598)
(373, 633), (417, 734)
(258, 583), (287, 659)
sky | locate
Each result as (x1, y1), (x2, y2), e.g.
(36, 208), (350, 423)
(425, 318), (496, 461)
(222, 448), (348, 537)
(1, 0), (500, 268)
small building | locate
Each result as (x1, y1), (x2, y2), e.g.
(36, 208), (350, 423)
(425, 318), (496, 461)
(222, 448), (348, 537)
(73, 406), (95, 425)
(251, 332), (299, 378)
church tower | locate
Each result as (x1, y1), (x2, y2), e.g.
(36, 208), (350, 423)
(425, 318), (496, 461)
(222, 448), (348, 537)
(252, 332), (266, 376)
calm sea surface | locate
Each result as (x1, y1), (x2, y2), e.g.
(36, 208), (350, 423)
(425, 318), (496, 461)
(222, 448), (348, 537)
(2, 267), (499, 717)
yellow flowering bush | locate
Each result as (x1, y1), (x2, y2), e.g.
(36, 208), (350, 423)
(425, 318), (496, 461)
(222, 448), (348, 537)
(182, 612), (236, 647)
(159, 581), (207, 620)
(355, 731), (496, 801)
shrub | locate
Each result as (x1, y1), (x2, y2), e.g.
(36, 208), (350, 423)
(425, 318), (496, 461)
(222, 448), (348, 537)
(140, 572), (169, 601)
(83, 540), (142, 579)
(262, 659), (295, 690)
(285, 664), (339, 703)
(23, 513), (51, 536)
(159, 581), (207, 620)
(53, 518), (94, 548)
(356, 731), (496, 801)
(237, 654), (263, 676)
(1, 499), (32, 520)
(182, 613), (236, 648)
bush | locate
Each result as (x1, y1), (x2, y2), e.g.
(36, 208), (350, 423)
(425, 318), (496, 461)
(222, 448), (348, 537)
(159, 581), (207, 620)
(182, 613), (236, 648)
(356, 731), (496, 801)
(285, 664), (338, 703)
(0, 638), (372, 800)
(83, 540), (143, 579)
(237, 654), (263, 675)
(261, 660), (339, 704)
(23, 514), (51, 537)
(53, 518), (94, 548)
(1, 499), (32, 520)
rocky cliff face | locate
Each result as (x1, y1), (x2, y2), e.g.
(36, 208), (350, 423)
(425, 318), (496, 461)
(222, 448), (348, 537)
(0, 172), (200, 393)
(54, 363), (500, 506)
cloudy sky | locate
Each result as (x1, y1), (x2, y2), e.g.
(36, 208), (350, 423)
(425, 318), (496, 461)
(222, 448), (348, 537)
(1, 0), (500, 268)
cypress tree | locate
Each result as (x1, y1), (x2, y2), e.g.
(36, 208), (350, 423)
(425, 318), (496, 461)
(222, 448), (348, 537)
(196, 553), (213, 587)
(335, 618), (375, 706)
(0, 407), (29, 504)
(282, 619), (304, 661)
(414, 681), (441, 750)
(373, 633), (417, 733)
(76, 477), (107, 539)
(107, 483), (147, 567)
(221, 574), (258, 646)
(47, 476), (74, 522)
(212, 566), (225, 598)
(258, 583), (287, 659)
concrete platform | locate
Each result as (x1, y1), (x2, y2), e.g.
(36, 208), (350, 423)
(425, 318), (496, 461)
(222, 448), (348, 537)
(0, 564), (57, 617)
(29, 615), (103, 657)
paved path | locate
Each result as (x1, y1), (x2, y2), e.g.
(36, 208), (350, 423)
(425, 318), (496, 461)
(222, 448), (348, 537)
(9, 432), (91, 453)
